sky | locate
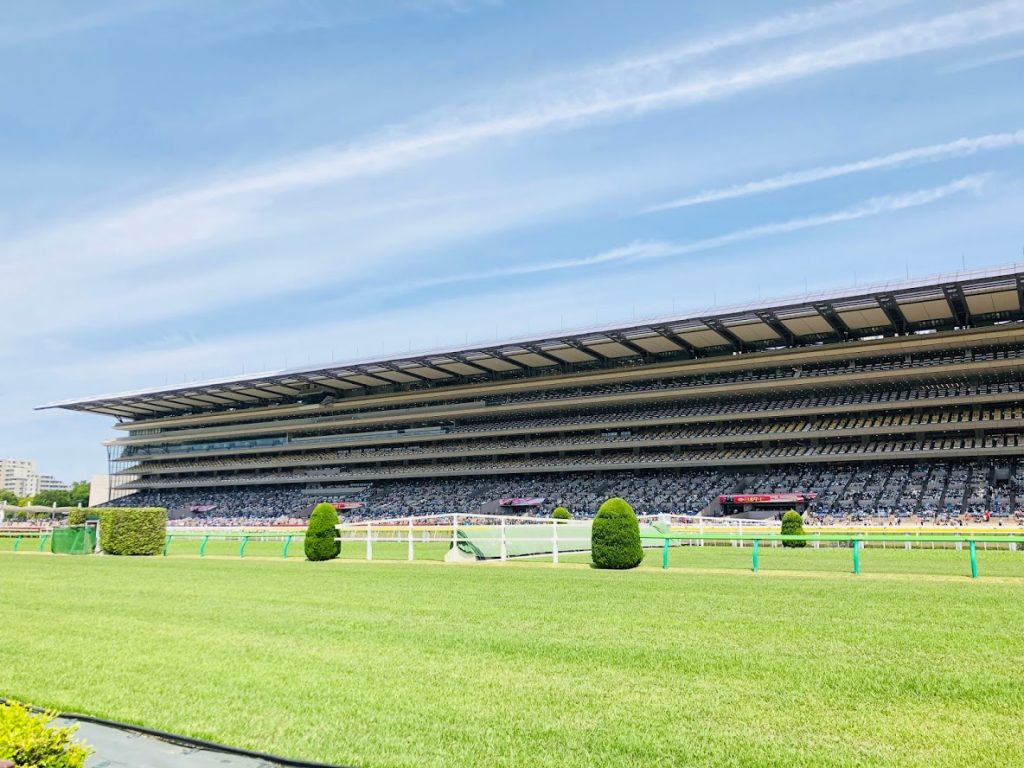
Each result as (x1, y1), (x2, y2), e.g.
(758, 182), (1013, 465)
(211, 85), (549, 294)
(2, 0), (1024, 483)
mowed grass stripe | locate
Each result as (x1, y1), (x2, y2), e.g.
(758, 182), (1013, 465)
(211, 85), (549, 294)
(2, 555), (1023, 767)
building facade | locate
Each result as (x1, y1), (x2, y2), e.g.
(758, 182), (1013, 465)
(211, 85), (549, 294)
(41, 266), (1024, 519)
(0, 459), (68, 498)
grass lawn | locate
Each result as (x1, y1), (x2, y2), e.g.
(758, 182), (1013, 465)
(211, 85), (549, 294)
(2, 553), (1023, 768)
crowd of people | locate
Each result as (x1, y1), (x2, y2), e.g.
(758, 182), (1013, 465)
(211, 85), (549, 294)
(102, 461), (1024, 525)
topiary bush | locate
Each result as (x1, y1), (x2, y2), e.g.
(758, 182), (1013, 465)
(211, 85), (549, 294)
(591, 497), (643, 570)
(305, 502), (341, 561)
(551, 506), (571, 520)
(66, 509), (87, 526)
(0, 701), (91, 768)
(781, 509), (806, 548)
(97, 508), (167, 555)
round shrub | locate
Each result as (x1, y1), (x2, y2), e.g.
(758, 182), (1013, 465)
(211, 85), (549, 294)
(781, 509), (806, 548)
(305, 502), (341, 561)
(591, 497), (643, 570)
(551, 506), (571, 520)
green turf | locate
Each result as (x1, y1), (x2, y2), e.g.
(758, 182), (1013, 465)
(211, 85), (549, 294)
(2, 554), (1023, 768)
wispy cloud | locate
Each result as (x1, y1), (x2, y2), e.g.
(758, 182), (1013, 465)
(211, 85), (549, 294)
(641, 130), (1024, 212)
(8, 0), (1023, 285)
(942, 46), (1024, 73)
(566, 0), (911, 75)
(405, 175), (989, 289)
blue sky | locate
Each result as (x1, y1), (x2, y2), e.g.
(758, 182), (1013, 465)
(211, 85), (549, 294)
(3, 0), (1024, 482)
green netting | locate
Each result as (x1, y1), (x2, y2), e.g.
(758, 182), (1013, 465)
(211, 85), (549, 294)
(50, 526), (96, 555)
(455, 523), (662, 559)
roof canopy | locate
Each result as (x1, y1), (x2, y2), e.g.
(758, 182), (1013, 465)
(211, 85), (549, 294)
(39, 265), (1024, 419)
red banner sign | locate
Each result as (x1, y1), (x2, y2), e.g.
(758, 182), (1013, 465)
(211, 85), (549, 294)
(718, 493), (817, 504)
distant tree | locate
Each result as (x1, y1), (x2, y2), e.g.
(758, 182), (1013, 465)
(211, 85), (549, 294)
(0, 489), (18, 505)
(304, 503), (341, 561)
(68, 481), (91, 507)
(781, 509), (806, 548)
(551, 506), (571, 520)
(31, 490), (72, 508)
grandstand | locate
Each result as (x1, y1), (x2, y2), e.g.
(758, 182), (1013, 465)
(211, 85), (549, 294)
(39, 265), (1024, 522)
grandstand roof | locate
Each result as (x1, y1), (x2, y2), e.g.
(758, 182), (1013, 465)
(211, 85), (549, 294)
(40, 264), (1024, 419)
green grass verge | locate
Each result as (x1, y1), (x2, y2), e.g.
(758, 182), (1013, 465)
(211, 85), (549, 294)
(2, 554), (1023, 767)
(543, 543), (1024, 578)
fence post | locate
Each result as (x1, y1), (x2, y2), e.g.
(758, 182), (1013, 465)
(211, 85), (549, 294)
(38, 534), (49, 552)
(283, 535), (292, 559)
(366, 522), (373, 561)
(737, 521), (743, 548)
(12, 535), (21, 552)
(969, 540), (978, 579)
(552, 520), (559, 565)
(408, 518), (414, 561)
(451, 514), (459, 556)
(662, 536), (669, 570)
(500, 518), (508, 562)
(162, 535), (171, 556)
(852, 538), (860, 575)
(239, 536), (249, 558)
(200, 535), (209, 558)
(752, 539), (759, 573)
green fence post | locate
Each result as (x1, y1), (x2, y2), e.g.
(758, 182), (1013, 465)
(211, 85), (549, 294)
(12, 535), (22, 552)
(752, 539), (759, 573)
(162, 535), (172, 556)
(240, 536), (249, 559)
(283, 535), (292, 559)
(199, 535), (209, 558)
(38, 534), (49, 552)
(852, 539), (860, 575)
(969, 540), (978, 579)
(662, 536), (669, 570)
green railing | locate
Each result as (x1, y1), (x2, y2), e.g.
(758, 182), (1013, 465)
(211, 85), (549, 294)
(641, 532), (1024, 578)
(0, 532), (48, 552)
(162, 533), (304, 559)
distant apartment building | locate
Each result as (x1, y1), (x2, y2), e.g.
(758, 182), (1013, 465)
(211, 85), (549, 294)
(0, 459), (68, 498)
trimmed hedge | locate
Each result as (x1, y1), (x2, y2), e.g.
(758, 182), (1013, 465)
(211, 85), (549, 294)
(781, 509), (806, 548)
(0, 700), (91, 768)
(305, 503), (341, 561)
(551, 506), (571, 520)
(591, 497), (643, 570)
(97, 508), (167, 556)
(67, 509), (87, 526)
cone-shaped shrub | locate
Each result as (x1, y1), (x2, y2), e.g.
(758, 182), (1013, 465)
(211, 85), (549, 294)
(552, 506), (571, 520)
(591, 497), (643, 569)
(781, 509), (806, 548)
(304, 503), (341, 561)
